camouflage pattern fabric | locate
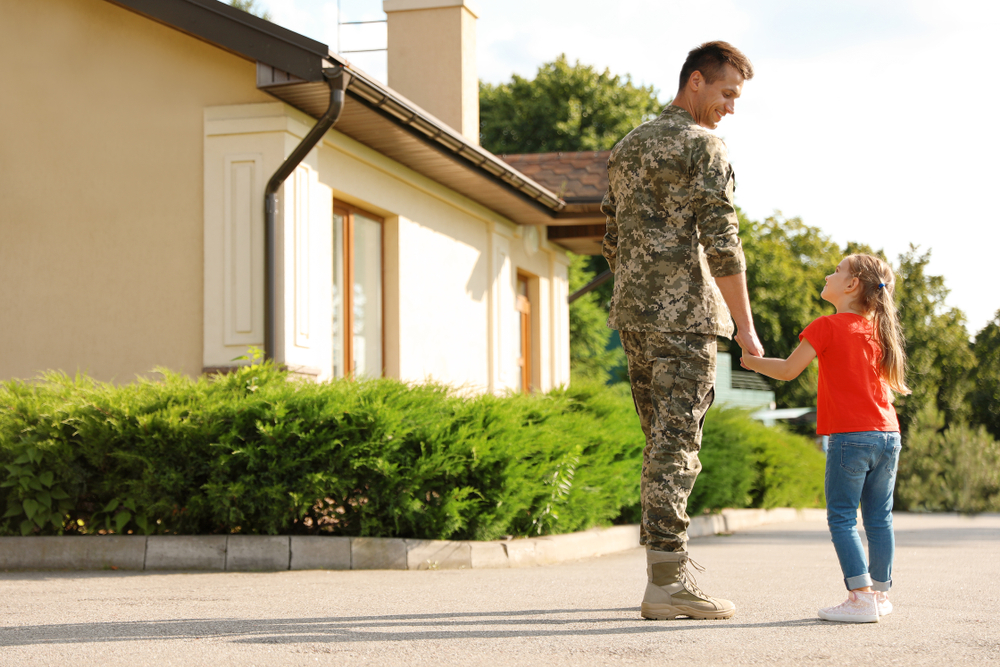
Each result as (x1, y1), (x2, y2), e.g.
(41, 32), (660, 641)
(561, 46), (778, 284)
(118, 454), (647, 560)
(602, 105), (745, 337)
(620, 330), (717, 552)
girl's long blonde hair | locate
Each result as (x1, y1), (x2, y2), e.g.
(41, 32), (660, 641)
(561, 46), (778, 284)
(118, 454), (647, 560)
(847, 254), (911, 395)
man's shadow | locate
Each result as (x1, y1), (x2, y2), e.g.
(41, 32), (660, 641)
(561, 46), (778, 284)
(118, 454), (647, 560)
(1, 607), (825, 646)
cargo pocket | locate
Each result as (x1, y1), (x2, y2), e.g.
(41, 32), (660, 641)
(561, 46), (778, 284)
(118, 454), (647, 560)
(653, 337), (716, 445)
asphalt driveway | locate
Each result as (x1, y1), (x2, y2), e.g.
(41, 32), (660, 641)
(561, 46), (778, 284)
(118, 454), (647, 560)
(1, 512), (998, 666)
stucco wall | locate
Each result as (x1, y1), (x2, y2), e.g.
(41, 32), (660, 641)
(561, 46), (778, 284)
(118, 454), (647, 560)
(1, 0), (570, 391)
(320, 125), (570, 392)
(204, 102), (571, 392)
(0, 0), (272, 382)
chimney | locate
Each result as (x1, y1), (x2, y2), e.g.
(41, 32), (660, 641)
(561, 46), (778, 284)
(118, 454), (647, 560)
(383, 0), (479, 144)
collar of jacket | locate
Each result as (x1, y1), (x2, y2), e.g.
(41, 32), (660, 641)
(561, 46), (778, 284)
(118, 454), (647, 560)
(660, 105), (695, 122)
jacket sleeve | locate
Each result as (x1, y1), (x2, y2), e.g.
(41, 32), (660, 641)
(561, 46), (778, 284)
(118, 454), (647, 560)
(691, 135), (746, 278)
(601, 188), (618, 273)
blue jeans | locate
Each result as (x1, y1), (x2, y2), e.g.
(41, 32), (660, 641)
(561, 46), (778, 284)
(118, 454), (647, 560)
(825, 431), (901, 592)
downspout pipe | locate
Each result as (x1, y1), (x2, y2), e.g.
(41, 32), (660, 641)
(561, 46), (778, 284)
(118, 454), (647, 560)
(264, 66), (351, 361)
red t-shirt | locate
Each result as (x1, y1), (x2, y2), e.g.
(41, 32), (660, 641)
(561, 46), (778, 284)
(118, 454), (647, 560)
(800, 313), (900, 436)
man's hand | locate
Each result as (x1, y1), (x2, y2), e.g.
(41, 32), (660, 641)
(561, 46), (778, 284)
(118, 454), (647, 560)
(735, 328), (763, 358)
(715, 272), (763, 364)
(736, 328), (763, 369)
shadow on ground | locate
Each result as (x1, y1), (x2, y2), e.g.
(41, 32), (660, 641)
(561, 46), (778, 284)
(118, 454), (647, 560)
(0, 608), (826, 646)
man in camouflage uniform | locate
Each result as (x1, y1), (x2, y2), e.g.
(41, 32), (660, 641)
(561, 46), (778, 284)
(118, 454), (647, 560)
(602, 41), (764, 620)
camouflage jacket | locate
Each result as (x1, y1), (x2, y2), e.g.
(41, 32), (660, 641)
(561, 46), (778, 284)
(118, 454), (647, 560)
(602, 105), (745, 337)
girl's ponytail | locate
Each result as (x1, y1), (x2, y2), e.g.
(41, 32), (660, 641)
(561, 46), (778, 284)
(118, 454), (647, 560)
(847, 254), (911, 395)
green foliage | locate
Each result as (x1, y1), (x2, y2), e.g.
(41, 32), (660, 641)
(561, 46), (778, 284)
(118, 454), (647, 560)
(970, 311), (1000, 440)
(691, 406), (825, 514)
(0, 366), (825, 538)
(229, 0), (271, 21)
(480, 55), (663, 155)
(893, 246), (975, 432)
(738, 211), (842, 408)
(1, 446), (75, 535)
(568, 253), (624, 383)
(0, 365), (645, 539)
(896, 405), (1000, 513)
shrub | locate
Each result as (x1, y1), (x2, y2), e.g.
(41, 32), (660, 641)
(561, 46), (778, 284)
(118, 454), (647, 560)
(691, 406), (826, 515)
(0, 365), (644, 539)
(896, 405), (1000, 513)
(1, 364), (824, 538)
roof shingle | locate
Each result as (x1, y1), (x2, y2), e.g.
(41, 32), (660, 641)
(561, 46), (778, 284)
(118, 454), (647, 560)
(500, 151), (610, 202)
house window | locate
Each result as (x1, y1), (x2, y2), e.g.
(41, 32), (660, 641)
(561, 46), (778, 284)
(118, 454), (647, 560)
(516, 273), (532, 393)
(333, 203), (383, 378)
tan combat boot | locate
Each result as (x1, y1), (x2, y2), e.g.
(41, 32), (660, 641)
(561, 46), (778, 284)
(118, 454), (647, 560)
(640, 549), (736, 620)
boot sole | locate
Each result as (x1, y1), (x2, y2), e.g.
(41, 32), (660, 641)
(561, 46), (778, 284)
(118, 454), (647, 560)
(641, 602), (735, 620)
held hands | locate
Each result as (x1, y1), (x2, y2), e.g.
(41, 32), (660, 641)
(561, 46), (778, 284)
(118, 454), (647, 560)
(735, 328), (763, 371)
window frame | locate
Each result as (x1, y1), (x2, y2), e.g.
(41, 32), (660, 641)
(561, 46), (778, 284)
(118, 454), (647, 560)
(516, 272), (532, 394)
(333, 201), (386, 379)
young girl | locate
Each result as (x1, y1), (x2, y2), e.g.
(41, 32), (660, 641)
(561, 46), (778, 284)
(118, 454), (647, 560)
(741, 254), (910, 623)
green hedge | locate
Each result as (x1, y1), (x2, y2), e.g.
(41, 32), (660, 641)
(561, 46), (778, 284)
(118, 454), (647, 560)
(0, 362), (824, 539)
(896, 404), (1000, 513)
(692, 405), (826, 514)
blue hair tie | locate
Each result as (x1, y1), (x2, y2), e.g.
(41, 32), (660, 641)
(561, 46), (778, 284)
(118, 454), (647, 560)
(878, 283), (885, 290)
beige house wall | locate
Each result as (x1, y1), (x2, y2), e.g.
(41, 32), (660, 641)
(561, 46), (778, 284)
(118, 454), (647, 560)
(204, 102), (571, 392)
(3, 0), (570, 391)
(0, 0), (272, 382)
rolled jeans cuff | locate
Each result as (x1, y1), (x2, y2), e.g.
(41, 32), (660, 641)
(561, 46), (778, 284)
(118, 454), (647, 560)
(845, 573), (873, 590)
(871, 579), (891, 593)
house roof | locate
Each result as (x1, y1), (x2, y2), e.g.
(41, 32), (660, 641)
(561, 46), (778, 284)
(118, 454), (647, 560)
(500, 151), (610, 254)
(499, 151), (610, 204)
(105, 0), (565, 226)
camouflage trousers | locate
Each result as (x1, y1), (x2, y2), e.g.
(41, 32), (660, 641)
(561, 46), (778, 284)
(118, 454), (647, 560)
(620, 330), (717, 553)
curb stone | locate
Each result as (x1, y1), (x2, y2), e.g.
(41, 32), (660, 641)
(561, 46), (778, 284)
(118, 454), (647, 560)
(0, 508), (827, 572)
(145, 535), (226, 570)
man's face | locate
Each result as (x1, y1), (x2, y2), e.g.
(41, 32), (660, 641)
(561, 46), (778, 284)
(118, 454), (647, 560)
(690, 64), (745, 129)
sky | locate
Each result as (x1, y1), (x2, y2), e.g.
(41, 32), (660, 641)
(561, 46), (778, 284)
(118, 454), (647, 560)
(263, 0), (1000, 336)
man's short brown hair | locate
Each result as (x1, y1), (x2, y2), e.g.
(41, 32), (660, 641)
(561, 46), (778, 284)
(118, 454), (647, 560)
(678, 41), (754, 91)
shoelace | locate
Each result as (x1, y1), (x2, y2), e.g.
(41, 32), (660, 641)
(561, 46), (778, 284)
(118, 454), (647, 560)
(678, 556), (709, 599)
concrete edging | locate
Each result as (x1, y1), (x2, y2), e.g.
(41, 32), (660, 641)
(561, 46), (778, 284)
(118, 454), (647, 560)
(0, 508), (826, 572)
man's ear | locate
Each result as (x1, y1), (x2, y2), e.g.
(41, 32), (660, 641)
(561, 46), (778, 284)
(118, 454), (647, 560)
(689, 70), (704, 92)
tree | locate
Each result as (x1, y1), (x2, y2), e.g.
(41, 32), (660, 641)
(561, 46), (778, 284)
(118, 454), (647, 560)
(229, 0), (271, 21)
(895, 403), (1000, 513)
(888, 260), (996, 513)
(892, 246), (975, 432)
(970, 311), (1000, 439)
(738, 211), (842, 408)
(568, 254), (625, 384)
(479, 55), (664, 154)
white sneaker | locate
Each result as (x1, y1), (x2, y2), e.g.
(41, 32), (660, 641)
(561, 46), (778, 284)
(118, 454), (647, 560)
(876, 591), (892, 616)
(818, 590), (879, 623)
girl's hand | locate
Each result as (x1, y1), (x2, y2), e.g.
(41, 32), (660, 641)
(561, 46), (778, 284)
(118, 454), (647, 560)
(741, 340), (817, 382)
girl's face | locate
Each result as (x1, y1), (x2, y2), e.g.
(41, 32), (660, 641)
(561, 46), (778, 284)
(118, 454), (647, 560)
(821, 258), (858, 306)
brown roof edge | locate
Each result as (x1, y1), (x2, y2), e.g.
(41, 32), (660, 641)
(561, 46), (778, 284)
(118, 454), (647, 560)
(501, 150), (612, 162)
(500, 151), (610, 202)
